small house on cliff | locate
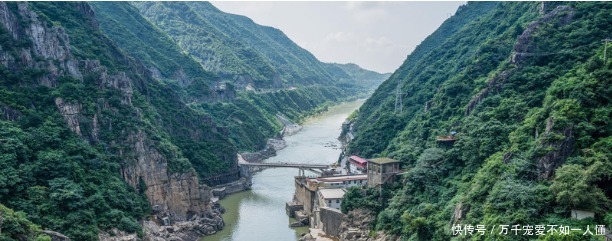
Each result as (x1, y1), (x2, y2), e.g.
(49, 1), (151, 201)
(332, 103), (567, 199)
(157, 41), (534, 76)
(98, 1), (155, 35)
(317, 188), (346, 210)
(348, 155), (367, 173)
(367, 158), (400, 187)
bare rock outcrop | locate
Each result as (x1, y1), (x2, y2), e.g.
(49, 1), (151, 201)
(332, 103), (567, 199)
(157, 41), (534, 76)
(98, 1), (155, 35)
(98, 203), (225, 241)
(121, 130), (211, 221)
(42, 230), (71, 241)
(337, 209), (396, 241)
(512, 5), (575, 64)
(537, 117), (575, 179)
(0, 2), (81, 86)
(55, 97), (82, 136)
(1, 104), (22, 121)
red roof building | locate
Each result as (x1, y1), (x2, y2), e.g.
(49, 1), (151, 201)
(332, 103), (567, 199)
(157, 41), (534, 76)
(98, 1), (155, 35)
(349, 155), (368, 169)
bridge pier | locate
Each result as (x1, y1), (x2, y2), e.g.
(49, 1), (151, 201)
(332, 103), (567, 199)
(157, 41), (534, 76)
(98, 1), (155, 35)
(240, 165), (251, 178)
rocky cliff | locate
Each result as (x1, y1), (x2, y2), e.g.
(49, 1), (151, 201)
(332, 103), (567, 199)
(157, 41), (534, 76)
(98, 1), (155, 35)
(3, 1), (210, 219)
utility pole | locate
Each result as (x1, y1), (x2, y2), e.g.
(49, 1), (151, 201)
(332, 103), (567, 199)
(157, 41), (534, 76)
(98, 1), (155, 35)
(394, 79), (401, 113)
(604, 38), (611, 63)
(394, 79), (405, 114)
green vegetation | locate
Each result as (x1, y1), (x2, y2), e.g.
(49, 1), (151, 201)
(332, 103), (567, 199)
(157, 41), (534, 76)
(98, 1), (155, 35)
(0, 204), (52, 241)
(0, 2), (231, 239)
(191, 86), (348, 150)
(327, 63), (391, 91)
(1, 2), (387, 240)
(91, 2), (386, 151)
(130, 2), (387, 90)
(345, 2), (611, 240)
(90, 2), (218, 89)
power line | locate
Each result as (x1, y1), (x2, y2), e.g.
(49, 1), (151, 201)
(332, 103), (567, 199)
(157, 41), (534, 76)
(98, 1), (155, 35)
(514, 41), (600, 57)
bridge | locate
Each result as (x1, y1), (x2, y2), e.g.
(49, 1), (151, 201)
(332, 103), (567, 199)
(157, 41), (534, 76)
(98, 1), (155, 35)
(239, 162), (332, 177)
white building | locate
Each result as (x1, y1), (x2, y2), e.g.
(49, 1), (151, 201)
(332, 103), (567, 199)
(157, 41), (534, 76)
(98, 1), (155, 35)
(317, 174), (367, 188)
(317, 188), (346, 210)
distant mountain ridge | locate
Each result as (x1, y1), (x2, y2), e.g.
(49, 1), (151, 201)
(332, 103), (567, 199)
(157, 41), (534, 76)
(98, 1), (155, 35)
(131, 2), (383, 90)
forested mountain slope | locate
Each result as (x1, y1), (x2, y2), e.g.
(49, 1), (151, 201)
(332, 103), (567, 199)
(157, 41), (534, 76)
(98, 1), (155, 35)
(132, 2), (345, 89)
(344, 2), (611, 240)
(90, 2), (217, 89)
(327, 63), (391, 91)
(0, 2), (234, 240)
(0, 2), (388, 240)
(91, 2), (387, 152)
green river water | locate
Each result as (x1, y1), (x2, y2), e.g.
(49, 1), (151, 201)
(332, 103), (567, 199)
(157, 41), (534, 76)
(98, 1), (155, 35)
(202, 100), (364, 241)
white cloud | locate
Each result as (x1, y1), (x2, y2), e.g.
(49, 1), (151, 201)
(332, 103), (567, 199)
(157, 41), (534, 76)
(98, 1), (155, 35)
(344, 2), (389, 23)
(365, 36), (392, 46)
(212, 1), (465, 73)
(324, 31), (355, 43)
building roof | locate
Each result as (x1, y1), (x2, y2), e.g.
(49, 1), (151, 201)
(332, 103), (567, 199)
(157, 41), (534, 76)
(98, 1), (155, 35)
(349, 155), (368, 164)
(318, 188), (346, 200)
(318, 174), (367, 182)
(436, 135), (457, 142)
(368, 158), (400, 164)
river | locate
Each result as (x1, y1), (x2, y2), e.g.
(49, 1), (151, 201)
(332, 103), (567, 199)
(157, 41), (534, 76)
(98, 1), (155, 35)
(202, 99), (364, 241)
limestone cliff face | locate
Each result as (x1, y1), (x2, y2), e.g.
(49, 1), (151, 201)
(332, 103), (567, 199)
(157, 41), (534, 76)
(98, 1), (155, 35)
(0, 2), (81, 87)
(121, 130), (212, 221)
(0, 1), (215, 228)
(55, 97), (83, 136)
(537, 117), (575, 179)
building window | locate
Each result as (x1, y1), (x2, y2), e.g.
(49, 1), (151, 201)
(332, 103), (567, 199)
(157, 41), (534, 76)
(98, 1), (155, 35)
(336, 200), (340, 204)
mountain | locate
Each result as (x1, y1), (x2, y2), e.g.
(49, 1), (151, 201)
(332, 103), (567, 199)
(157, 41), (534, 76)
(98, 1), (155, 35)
(343, 2), (611, 240)
(0, 2), (234, 240)
(327, 63), (391, 90)
(0, 2), (387, 240)
(132, 2), (343, 89)
(90, 2), (217, 88)
(91, 2), (385, 152)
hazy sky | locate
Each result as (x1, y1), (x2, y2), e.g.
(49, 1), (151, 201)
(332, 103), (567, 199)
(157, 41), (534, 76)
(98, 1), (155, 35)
(211, 1), (465, 73)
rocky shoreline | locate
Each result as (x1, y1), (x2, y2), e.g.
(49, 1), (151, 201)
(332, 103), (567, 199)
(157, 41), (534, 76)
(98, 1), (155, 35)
(98, 202), (225, 241)
(104, 118), (303, 241)
(239, 138), (288, 163)
(239, 118), (302, 163)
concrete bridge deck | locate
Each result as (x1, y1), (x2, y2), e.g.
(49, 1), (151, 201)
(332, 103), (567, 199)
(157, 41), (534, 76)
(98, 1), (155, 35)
(240, 162), (330, 169)
(239, 161), (332, 177)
